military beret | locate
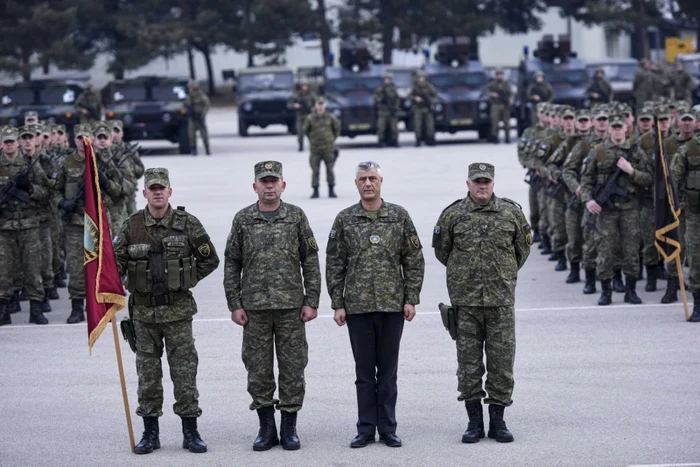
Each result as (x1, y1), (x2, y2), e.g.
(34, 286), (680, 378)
(468, 162), (495, 181)
(254, 160), (283, 180)
(144, 168), (170, 188)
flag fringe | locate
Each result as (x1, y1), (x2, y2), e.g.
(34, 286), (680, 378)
(653, 122), (682, 262)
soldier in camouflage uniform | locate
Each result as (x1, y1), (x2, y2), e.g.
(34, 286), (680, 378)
(24, 110), (38, 125)
(671, 127), (700, 322)
(408, 71), (438, 146)
(374, 74), (400, 148)
(184, 81), (210, 156)
(114, 168), (219, 455)
(526, 71), (553, 126)
(289, 83), (317, 152)
(587, 68), (613, 104)
(224, 161), (321, 451)
(0, 127), (50, 326)
(47, 124), (69, 289)
(110, 120), (145, 216)
(520, 103), (550, 242)
(75, 83), (103, 123)
(327, 160), (424, 449)
(673, 63), (695, 102)
(581, 114), (653, 306)
(633, 61), (657, 110)
(303, 97), (340, 199)
(433, 162), (531, 444)
(487, 69), (513, 144)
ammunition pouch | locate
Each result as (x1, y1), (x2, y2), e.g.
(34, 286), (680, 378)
(120, 317), (137, 353)
(131, 290), (190, 307)
(688, 190), (700, 214)
(439, 302), (458, 341)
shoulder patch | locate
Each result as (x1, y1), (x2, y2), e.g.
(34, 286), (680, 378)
(501, 197), (523, 210)
(329, 230), (336, 239)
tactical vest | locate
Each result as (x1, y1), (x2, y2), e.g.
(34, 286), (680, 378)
(555, 135), (580, 167)
(685, 138), (700, 213)
(595, 142), (639, 196)
(63, 152), (84, 206)
(126, 207), (198, 306)
(638, 133), (655, 156)
(0, 156), (35, 220)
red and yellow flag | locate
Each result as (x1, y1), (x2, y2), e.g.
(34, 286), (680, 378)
(83, 137), (126, 353)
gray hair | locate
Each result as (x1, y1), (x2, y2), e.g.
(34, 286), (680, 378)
(355, 160), (382, 177)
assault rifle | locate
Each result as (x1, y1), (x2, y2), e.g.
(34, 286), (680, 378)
(382, 93), (397, 117)
(524, 169), (540, 191)
(0, 155), (41, 213)
(185, 103), (205, 127)
(295, 96), (312, 113)
(586, 167), (629, 231)
(546, 179), (566, 204)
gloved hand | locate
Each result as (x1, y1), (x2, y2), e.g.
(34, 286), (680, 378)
(58, 199), (76, 212)
(98, 169), (111, 190)
(15, 173), (31, 191)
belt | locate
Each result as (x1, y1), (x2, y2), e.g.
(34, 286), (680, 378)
(131, 291), (190, 307)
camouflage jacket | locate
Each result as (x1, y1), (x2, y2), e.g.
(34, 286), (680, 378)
(224, 201), (321, 311)
(535, 130), (565, 177)
(326, 200), (425, 314)
(95, 148), (136, 208)
(546, 132), (584, 184)
(487, 79), (512, 106)
(562, 132), (605, 195)
(75, 90), (103, 120)
(526, 82), (553, 103)
(23, 151), (53, 222)
(586, 78), (613, 103)
(523, 124), (549, 169)
(288, 90), (317, 115)
(374, 84), (399, 114)
(185, 88), (210, 116)
(111, 143), (145, 184)
(518, 126), (536, 167)
(0, 153), (50, 230)
(671, 132), (700, 204)
(114, 205), (219, 323)
(303, 111), (340, 155)
(673, 70), (694, 101)
(408, 81), (438, 109)
(433, 194), (531, 307)
(633, 70), (656, 104)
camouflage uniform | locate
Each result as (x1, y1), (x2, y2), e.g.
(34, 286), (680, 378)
(75, 86), (103, 123)
(289, 88), (317, 149)
(374, 78), (400, 146)
(113, 169), (219, 420)
(587, 73), (613, 104)
(633, 66), (657, 109)
(535, 127), (565, 248)
(326, 198), (424, 436)
(303, 102), (340, 193)
(185, 82), (210, 155)
(486, 74), (512, 141)
(663, 131), (693, 280)
(111, 120), (145, 215)
(673, 67), (694, 102)
(408, 74), (438, 144)
(632, 108), (659, 274)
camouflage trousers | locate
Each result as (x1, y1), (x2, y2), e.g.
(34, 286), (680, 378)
(667, 210), (687, 279)
(377, 112), (398, 144)
(189, 117), (210, 153)
(595, 208), (641, 280)
(64, 224), (85, 300)
(582, 210), (598, 270)
(309, 152), (336, 188)
(51, 212), (65, 278)
(537, 188), (550, 238)
(296, 113), (310, 144)
(684, 211), (700, 292)
(0, 227), (44, 301)
(242, 309), (308, 413)
(456, 306), (515, 407)
(413, 108), (435, 141)
(39, 220), (53, 289)
(640, 199), (658, 266)
(547, 193), (568, 253)
(490, 104), (510, 138)
(565, 201), (584, 264)
(529, 185), (540, 233)
(135, 318), (202, 418)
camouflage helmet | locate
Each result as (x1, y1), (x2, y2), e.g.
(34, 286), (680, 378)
(534, 70), (544, 78)
(382, 72), (392, 80)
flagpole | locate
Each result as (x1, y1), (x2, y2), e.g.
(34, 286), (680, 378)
(111, 318), (136, 452)
(675, 262), (691, 322)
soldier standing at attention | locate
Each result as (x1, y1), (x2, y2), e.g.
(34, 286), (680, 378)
(633, 60), (656, 110)
(303, 97), (340, 199)
(487, 68), (513, 144)
(673, 63), (695, 102)
(587, 68), (613, 104)
(408, 71), (438, 146)
(184, 81), (211, 156)
(110, 120), (145, 216)
(433, 162), (531, 444)
(75, 83), (103, 123)
(224, 161), (321, 451)
(526, 71), (553, 108)
(374, 74), (400, 148)
(581, 115), (653, 306)
(289, 83), (317, 152)
(326, 161), (425, 449)
(113, 168), (219, 455)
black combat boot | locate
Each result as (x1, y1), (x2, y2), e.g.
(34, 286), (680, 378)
(540, 235), (552, 255)
(414, 139), (421, 147)
(204, 145), (211, 156)
(298, 140), (303, 152)
(67, 299), (85, 324)
(0, 298), (10, 326)
(426, 137), (436, 146)
(18, 289), (28, 301)
(190, 147), (197, 156)
(310, 187), (319, 199)
(690, 291), (700, 322)
(462, 401), (485, 443)
(566, 263), (581, 283)
(280, 411), (300, 450)
(661, 278), (679, 304)
(47, 287), (59, 300)
(328, 184), (337, 198)
(583, 269), (597, 294)
(254, 406), (279, 451)
(554, 252), (567, 271)
(134, 417), (160, 455)
(645, 264), (658, 292)
(54, 274), (66, 289)
(623, 276), (642, 304)
(182, 417), (207, 453)
(487, 405), (513, 443)
(657, 260), (668, 280)
(41, 289), (52, 313)
(612, 269), (626, 293)
(29, 300), (48, 325)
(505, 133), (511, 144)
(598, 279), (612, 306)
(548, 252), (559, 262)
(10, 291), (21, 314)
(377, 141), (386, 148)
(532, 230), (542, 244)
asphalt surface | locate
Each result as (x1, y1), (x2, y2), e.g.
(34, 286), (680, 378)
(1, 109), (699, 467)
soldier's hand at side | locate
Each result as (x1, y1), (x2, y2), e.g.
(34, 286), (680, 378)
(617, 157), (634, 175)
(403, 304), (416, 322)
(415, 96), (422, 102)
(575, 186), (582, 197)
(300, 306), (317, 323)
(548, 176), (557, 184)
(592, 92), (600, 99)
(81, 109), (88, 115)
(333, 308), (346, 326)
(294, 103), (301, 109)
(586, 200), (602, 215)
(231, 308), (248, 326)
(533, 95), (540, 101)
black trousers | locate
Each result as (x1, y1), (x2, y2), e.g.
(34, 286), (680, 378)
(346, 311), (405, 435)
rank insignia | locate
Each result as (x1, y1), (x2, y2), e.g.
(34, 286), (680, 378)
(369, 235), (380, 244)
(410, 235), (421, 249)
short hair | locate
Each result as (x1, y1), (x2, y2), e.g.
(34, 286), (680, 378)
(355, 160), (382, 177)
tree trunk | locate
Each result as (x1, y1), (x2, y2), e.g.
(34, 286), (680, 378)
(379, 1), (393, 64)
(187, 44), (196, 80)
(317, 0), (332, 66)
(114, 68), (125, 80)
(202, 44), (216, 96)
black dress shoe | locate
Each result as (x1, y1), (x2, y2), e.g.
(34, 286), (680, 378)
(350, 432), (375, 448)
(379, 432), (402, 447)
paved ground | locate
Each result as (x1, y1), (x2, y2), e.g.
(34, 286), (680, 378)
(1, 109), (699, 467)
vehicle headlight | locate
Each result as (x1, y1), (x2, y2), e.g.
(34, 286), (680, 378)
(47, 117), (56, 123)
(332, 108), (342, 118)
(123, 114), (133, 125)
(479, 101), (488, 111)
(162, 112), (171, 123)
(583, 98), (591, 108)
(434, 103), (444, 113)
(243, 101), (253, 112)
(402, 98), (412, 109)
(8, 118), (17, 126)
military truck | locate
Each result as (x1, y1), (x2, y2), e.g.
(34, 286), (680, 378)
(516, 35), (590, 135)
(586, 58), (639, 106)
(102, 76), (190, 154)
(236, 66), (296, 137)
(0, 79), (85, 135)
(424, 37), (492, 140)
(385, 65), (418, 131)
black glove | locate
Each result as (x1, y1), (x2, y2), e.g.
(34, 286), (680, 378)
(98, 169), (111, 190)
(15, 173), (31, 191)
(58, 199), (76, 212)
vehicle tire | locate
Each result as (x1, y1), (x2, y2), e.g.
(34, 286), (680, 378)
(239, 117), (249, 137)
(478, 125), (490, 141)
(178, 125), (190, 154)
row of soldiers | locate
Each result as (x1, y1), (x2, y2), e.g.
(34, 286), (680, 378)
(0, 117), (144, 326)
(519, 99), (700, 321)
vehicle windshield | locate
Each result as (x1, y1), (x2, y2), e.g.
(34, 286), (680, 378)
(111, 85), (147, 102)
(39, 86), (79, 104)
(679, 59), (700, 76)
(390, 71), (413, 88)
(152, 84), (187, 101)
(428, 72), (487, 89)
(1, 88), (35, 106)
(588, 64), (638, 81)
(239, 72), (294, 91)
(325, 77), (383, 94)
(540, 69), (589, 86)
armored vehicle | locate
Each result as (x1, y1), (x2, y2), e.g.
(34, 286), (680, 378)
(236, 67), (296, 137)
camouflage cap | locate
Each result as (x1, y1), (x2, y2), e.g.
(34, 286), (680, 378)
(73, 124), (92, 138)
(110, 119), (123, 130)
(93, 123), (111, 137)
(415, 70), (427, 78)
(468, 162), (495, 181)
(41, 124), (51, 136)
(534, 70), (544, 77)
(676, 100), (690, 109)
(34, 123), (44, 134)
(637, 107), (654, 120)
(187, 80), (199, 88)
(560, 106), (576, 119)
(495, 67), (504, 74)
(536, 102), (548, 113)
(255, 160), (283, 179)
(382, 72), (392, 79)
(315, 96), (326, 105)
(144, 168), (170, 188)
(24, 111), (38, 121)
(593, 105), (609, 119)
(1, 126), (18, 142)
(656, 105), (671, 119)
(576, 108), (591, 120)
(678, 104), (695, 120)
(619, 103), (633, 116)
(609, 114), (625, 127)
(595, 67), (605, 74)
(547, 104), (559, 116)
(55, 124), (66, 134)
(19, 125), (34, 137)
